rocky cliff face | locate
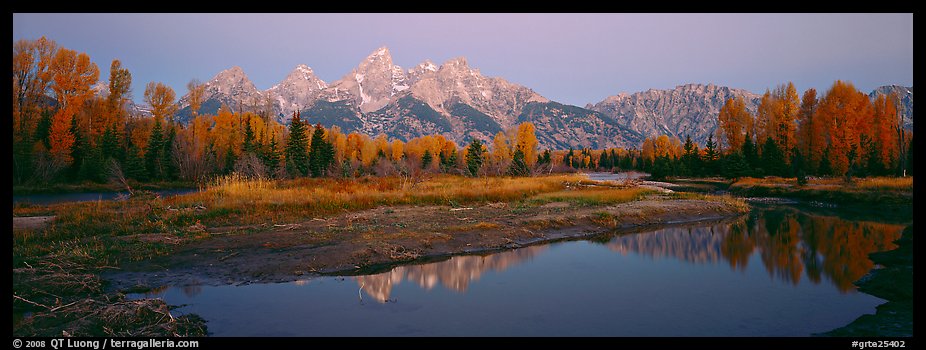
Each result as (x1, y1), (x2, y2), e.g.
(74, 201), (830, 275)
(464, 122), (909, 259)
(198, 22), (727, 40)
(587, 83), (761, 145)
(176, 66), (264, 123)
(317, 46), (410, 114)
(869, 85), (914, 130)
(265, 64), (327, 121)
(170, 48), (912, 150)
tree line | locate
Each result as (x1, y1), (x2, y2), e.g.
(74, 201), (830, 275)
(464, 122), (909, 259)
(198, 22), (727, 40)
(12, 37), (912, 187)
(12, 37), (551, 186)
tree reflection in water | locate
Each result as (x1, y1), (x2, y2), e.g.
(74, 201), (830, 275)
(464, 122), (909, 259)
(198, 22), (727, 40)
(356, 207), (904, 302)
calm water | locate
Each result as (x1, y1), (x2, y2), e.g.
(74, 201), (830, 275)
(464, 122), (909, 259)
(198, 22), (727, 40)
(132, 207), (905, 336)
(12, 188), (198, 205)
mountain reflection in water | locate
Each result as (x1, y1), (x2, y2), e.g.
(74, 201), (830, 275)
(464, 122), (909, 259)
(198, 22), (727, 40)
(357, 207), (903, 302)
(357, 245), (548, 302)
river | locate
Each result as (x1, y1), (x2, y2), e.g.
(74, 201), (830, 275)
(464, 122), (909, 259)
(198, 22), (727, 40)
(129, 204), (906, 336)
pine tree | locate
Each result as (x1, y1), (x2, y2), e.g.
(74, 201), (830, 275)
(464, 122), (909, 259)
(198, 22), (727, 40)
(67, 116), (85, 181)
(792, 149), (807, 186)
(465, 139), (485, 177)
(242, 120), (257, 155)
(223, 148), (236, 175)
(742, 132), (759, 176)
(308, 124), (333, 178)
(262, 137), (282, 177)
(124, 143), (147, 181)
(704, 135), (719, 176)
(507, 148), (530, 176)
(421, 149), (433, 169)
(285, 114), (309, 177)
(100, 125), (122, 163)
(161, 125), (178, 180)
(651, 155), (672, 180)
(721, 151), (750, 179)
(145, 118), (164, 180)
(79, 143), (104, 183)
(598, 150), (611, 170)
(761, 136), (787, 177)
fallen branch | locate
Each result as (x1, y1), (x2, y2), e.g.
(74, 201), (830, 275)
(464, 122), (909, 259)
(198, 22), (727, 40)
(218, 251), (239, 261)
(450, 207), (473, 211)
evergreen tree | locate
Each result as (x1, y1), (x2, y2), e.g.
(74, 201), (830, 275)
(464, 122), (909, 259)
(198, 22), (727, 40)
(681, 135), (697, 176)
(465, 139), (485, 177)
(703, 135), (719, 176)
(742, 132), (759, 176)
(223, 148), (236, 175)
(448, 150), (459, 171)
(100, 125), (122, 163)
(124, 143), (148, 181)
(507, 148), (530, 176)
(564, 148), (575, 168)
(285, 115), (309, 177)
(421, 149), (433, 169)
(721, 151), (750, 179)
(761, 137), (787, 176)
(308, 124), (334, 178)
(34, 110), (53, 150)
(242, 120), (257, 155)
(650, 155), (672, 180)
(792, 149), (808, 186)
(598, 150), (611, 170)
(79, 143), (104, 183)
(262, 137), (282, 177)
(68, 116), (85, 181)
(161, 125), (178, 180)
(145, 119), (164, 180)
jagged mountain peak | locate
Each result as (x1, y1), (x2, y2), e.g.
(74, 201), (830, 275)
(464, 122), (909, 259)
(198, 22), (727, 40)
(266, 64), (329, 120)
(411, 59), (438, 72)
(589, 83), (761, 144)
(442, 56), (469, 68)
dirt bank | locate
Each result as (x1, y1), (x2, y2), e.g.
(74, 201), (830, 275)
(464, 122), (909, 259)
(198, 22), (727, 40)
(820, 225), (913, 337)
(104, 198), (745, 291)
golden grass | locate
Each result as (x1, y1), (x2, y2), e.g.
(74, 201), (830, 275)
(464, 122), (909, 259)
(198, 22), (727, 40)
(855, 177), (914, 191)
(166, 174), (587, 225)
(732, 176), (913, 192)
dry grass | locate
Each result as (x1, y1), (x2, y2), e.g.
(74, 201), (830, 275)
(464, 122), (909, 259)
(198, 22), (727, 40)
(855, 177), (914, 192)
(733, 176), (913, 192)
(168, 174), (587, 225)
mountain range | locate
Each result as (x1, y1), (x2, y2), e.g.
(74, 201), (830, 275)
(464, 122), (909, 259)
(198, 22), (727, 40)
(156, 47), (912, 149)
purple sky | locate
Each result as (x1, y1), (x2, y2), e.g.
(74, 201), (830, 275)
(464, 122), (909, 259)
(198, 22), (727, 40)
(13, 13), (913, 106)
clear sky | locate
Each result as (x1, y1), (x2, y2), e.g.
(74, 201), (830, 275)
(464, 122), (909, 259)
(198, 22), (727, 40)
(13, 13), (913, 106)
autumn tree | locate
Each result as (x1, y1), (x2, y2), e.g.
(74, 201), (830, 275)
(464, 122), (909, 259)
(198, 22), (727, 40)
(48, 48), (99, 166)
(106, 59), (132, 130)
(12, 37), (59, 184)
(815, 80), (871, 175)
(514, 122), (539, 168)
(490, 131), (512, 175)
(144, 82), (178, 124)
(796, 88), (821, 172)
(717, 96), (754, 154)
(868, 93), (900, 173)
(13, 36), (57, 143)
(186, 79), (205, 119)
